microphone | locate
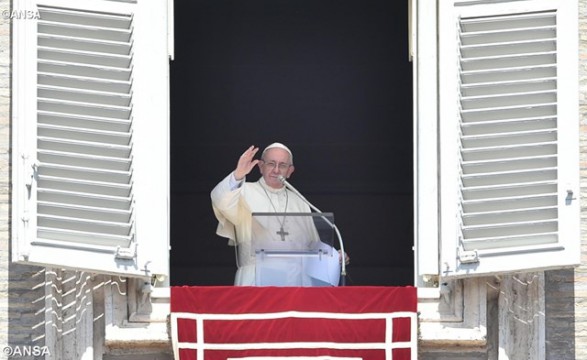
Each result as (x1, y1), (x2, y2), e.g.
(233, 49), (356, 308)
(277, 175), (347, 286)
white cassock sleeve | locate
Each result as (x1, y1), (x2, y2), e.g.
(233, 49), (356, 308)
(210, 172), (245, 246)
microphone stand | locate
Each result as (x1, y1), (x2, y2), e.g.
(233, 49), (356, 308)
(278, 176), (347, 286)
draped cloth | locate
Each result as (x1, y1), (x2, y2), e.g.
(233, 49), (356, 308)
(171, 286), (418, 360)
(211, 173), (313, 285)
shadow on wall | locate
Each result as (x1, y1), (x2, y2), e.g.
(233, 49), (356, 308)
(7, 265), (106, 358)
(7, 262), (174, 359)
(2, 263), (104, 358)
(7, 264), (47, 356)
(545, 268), (576, 360)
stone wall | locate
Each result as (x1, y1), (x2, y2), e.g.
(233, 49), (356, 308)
(571, 0), (587, 358)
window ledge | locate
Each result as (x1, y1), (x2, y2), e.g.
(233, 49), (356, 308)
(105, 323), (170, 350)
(418, 278), (488, 348)
(419, 325), (487, 348)
(417, 286), (440, 299)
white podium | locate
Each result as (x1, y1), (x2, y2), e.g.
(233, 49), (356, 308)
(249, 212), (340, 287)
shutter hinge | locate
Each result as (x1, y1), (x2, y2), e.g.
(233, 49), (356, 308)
(21, 210), (30, 225)
(22, 154), (39, 191)
(458, 247), (479, 264)
(115, 242), (137, 260)
(566, 189), (577, 204)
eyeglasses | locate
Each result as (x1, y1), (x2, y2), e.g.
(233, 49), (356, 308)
(262, 160), (292, 171)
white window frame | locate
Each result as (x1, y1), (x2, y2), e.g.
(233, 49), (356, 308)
(412, 0), (440, 287)
(11, 0), (171, 279)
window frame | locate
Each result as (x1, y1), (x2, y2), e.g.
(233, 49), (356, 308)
(412, 0), (440, 287)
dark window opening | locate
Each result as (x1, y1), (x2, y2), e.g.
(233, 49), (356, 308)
(170, 0), (413, 286)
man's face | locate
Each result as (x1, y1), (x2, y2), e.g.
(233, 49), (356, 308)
(258, 148), (295, 189)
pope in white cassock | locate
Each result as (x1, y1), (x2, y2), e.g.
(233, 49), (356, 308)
(211, 143), (346, 286)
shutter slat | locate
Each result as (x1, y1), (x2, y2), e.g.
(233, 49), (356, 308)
(461, 53), (556, 72)
(38, 189), (132, 211)
(461, 103), (556, 115)
(462, 233), (557, 251)
(39, 86), (131, 107)
(461, 104), (556, 122)
(38, 150), (131, 172)
(461, 129), (556, 148)
(462, 142), (556, 161)
(462, 180), (556, 193)
(463, 194), (557, 213)
(463, 206), (557, 225)
(37, 228), (132, 247)
(37, 143), (132, 160)
(462, 117), (556, 135)
(39, 112), (131, 132)
(38, 138), (131, 158)
(38, 215), (132, 236)
(462, 155), (556, 174)
(462, 221), (557, 240)
(459, 12), (555, 31)
(38, 202), (132, 223)
(39, 73), (131, 94)
(38, 175), (131, 198)
(461, 39), (555, 58)
(38, 124), (131, 145)
(460, 26), (555, 46)
(461, 168), (556, 187)
(462, 78), (556, 95)
(38, 8), (132, 29)
(39, 47), (132, 68)
(462, 65), (556, 83)
(38, 35), (132, 56)
(461, 90), (556, 110)
(38, 98), (131, 119)
(39, 164), (131, 184)
(38, 21), (132, 42)
(39, 61), (131, 81)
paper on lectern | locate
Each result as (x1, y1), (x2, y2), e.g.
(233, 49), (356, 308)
(304, 242), (341, 286)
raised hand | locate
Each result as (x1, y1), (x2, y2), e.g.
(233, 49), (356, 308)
(234, 145), (260, 180)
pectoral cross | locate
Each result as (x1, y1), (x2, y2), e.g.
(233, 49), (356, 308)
(276, 227), (289, 241)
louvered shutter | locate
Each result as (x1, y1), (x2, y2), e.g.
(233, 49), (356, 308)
(439, 0), (579, 277)
(12, 0), (170, 278)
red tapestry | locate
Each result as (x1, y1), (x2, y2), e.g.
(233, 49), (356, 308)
(171, 286), (417, 360)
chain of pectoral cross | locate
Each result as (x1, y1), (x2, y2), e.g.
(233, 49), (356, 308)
(260, 183), (289, 241)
